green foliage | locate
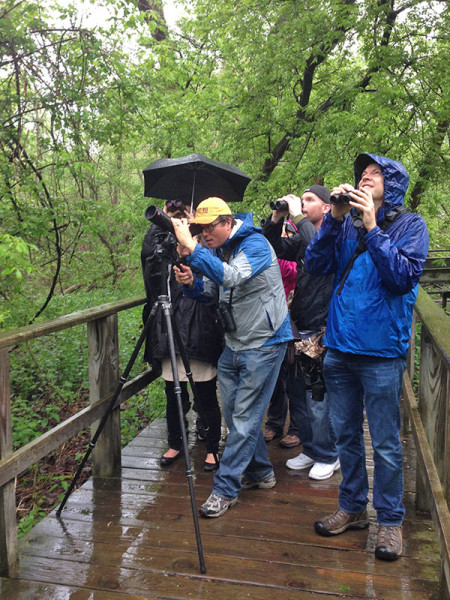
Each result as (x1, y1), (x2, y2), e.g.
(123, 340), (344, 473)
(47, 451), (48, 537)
(16, 467), (71, 538)
(17, 504), (48, 538)
(2, 0), (447, 541)
(2, 0), (447, 411)
(12, 397), (61, 449)
(1, 0), (448, 331)
(120, 382), (166, 445)
(0, 234), (38, 325)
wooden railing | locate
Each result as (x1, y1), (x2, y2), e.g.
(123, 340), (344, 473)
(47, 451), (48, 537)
(422, 250), (450, 285)
(0, 290), (449, 596)
(0, 295), (159, 577)
(403, 287), (450, 599)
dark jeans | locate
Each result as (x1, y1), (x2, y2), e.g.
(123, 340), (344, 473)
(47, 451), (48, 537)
(165, 378), (221, 454)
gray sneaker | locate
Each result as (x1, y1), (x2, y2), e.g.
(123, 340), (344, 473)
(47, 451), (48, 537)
(241, 474), (276, 490)
(199, 493), (238, 518)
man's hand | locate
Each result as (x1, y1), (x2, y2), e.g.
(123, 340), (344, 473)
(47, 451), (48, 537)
(171, 217), (197, 253)
(348, 187), (377, 232)
(271, 194), (302, 223)
(330, 184), (354, 220)
(177, 243), (191, 258)
(173, 263), (194, 287)
(330, 184), (377, 231)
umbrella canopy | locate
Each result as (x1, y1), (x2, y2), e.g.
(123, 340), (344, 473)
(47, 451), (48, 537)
(143, 153), (251, 208)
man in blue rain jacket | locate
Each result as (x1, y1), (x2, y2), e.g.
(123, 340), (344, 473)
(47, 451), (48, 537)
(305, 153), (428, 561)
(172, 197), (292, 518)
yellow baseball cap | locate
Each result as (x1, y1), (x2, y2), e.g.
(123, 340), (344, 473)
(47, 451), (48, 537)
(191, 197), (232, 224)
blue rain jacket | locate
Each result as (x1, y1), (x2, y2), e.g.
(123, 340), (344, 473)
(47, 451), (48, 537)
(184, 212), (292, 351)
(305, 153), (429, 358)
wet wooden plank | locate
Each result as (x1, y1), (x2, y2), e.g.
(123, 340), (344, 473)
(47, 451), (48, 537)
(14, 554), (440, 600)
(3, 417), (442, 600)
(21, 521), (439, 581)
(0, 578), (161, 600)
(34, 499), (438, 561)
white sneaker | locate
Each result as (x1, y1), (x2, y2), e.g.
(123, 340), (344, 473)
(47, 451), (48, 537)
(309, 459), (341, 480)
(286, 453), (315, 470)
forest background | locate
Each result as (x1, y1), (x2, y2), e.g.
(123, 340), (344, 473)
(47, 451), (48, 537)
(0, 0), (448, 532)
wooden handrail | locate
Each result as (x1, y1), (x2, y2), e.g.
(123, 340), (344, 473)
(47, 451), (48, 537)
(0, 295), (146, 349)
(403, 373), (450, 595)
(414, 287), (450, 365)
(0, 367), (158, 488)
(0, 295), (155, 576)
(404, 286), (450, 596)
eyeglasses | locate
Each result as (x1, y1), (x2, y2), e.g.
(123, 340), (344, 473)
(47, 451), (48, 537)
(200, 220), (223, 234)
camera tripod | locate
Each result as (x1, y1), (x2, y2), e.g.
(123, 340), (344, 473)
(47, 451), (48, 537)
(57, 254), (209, 574)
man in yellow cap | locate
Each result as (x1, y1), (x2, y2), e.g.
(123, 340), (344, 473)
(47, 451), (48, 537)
(172, 197), (292, 518)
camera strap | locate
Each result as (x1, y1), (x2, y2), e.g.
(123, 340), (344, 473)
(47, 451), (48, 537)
(336, 206), (408, 296)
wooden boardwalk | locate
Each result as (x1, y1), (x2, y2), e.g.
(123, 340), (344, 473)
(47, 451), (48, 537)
(0, 417), (442, 600)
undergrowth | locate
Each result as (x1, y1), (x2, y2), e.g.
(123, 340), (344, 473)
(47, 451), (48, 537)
(9, 283), (167, 537)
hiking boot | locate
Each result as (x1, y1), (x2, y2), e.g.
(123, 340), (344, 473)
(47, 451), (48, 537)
(263, 427), (280, 442)
(199, 493), (238, 518)
(314, 508), (369, 537)
(241, 474), (276, 490)
(286, 452), (314, 470)
(375, 525), (403, 561)
(280, 434), (301, 448)
(309, 459), (340, 480)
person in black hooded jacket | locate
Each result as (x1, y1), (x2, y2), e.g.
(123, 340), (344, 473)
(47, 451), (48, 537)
(141, 200), (223, 471)
(262, 186), (338, 482)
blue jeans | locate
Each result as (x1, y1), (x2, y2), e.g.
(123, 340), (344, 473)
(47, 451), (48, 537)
(213, 343), (287, 499)
(323, 349), (406, 525)
(288, 361), (337, 463)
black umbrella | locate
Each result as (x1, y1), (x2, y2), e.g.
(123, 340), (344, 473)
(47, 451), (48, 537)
(143, 153), (251, 208)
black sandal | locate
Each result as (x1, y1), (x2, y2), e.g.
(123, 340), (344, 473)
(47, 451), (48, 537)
(160, 450), (181, 467)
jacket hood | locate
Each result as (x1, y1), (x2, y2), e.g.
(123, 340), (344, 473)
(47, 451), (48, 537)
(354, 153), (409, 209)
(222, 212), (260, 250)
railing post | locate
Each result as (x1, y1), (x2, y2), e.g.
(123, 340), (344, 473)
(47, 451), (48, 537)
(0, 348), (19, 576)
(87, 315), (121, 477)
(417, 321), (450, 511)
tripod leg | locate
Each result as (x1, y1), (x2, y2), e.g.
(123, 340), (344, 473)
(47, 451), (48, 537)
(161, 297), (206, 574)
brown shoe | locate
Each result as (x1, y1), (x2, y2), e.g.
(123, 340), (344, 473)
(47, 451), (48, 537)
(263, 427), (280, 442)
(375, 525), (403, 561)
(314, 508), (369, 537)
(279, 434), (301, 448)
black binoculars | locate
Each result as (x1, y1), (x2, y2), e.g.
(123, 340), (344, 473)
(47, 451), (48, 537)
(270, 200), (289, 211)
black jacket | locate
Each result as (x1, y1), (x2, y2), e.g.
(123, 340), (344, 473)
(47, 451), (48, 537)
(262, 216), (333, 332)
(141, 224), (223, 368)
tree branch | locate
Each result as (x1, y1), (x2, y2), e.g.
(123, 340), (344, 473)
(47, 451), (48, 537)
(409, 119), (449, 211)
